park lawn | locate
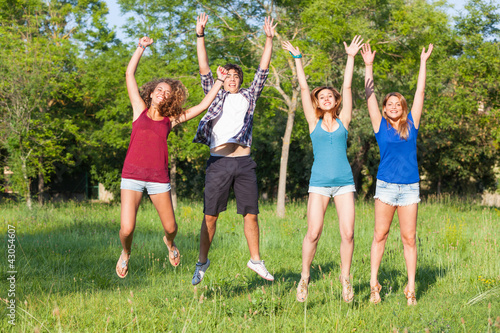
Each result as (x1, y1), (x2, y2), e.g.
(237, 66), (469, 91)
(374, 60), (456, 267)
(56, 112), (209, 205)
(0, 197), (499, 332)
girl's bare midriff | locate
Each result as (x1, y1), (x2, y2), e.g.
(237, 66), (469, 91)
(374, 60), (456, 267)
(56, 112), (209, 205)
(210, 143), (250, 156)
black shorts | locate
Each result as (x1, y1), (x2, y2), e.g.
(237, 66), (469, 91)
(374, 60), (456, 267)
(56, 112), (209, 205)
(204, 155), (259, 216)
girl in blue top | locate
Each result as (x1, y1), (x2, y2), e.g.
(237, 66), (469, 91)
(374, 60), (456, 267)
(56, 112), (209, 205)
(361, 42), (433, 305)
(283, 36), (363, 303)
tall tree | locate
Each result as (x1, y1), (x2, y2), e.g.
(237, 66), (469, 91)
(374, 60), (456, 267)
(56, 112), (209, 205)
(419, 0), (500, 193)
(0, 0), (114, 206)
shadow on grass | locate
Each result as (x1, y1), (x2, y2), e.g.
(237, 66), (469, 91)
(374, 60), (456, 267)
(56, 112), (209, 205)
(416, 264), (447, 299)
(13, 219), (211, 293)
(353, 265), (447, 303)
(12, 212), (447, 307)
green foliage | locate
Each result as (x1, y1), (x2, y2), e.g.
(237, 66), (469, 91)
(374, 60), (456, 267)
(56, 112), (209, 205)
(419, 0), (500, 193)
(0, 0), (118, 205)
(1, 0), (500, 203)
(455, 0), (500, 38)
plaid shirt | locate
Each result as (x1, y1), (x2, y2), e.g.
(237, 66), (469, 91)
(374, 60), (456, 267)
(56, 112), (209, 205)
(193, 66), (269, 147)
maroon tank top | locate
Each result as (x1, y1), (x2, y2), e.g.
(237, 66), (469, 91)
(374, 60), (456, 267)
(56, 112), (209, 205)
(121, 109), (171, 183)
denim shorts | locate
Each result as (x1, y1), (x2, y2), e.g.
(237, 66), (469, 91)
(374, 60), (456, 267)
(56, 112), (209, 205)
(120, 178), (171, 195)
(374, 179), (420, 206)
(308, 184), (356, 198)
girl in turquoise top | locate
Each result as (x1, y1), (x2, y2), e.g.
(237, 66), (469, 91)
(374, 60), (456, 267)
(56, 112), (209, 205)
(361, 42), (433, 305)
(283, 36), (363, 303)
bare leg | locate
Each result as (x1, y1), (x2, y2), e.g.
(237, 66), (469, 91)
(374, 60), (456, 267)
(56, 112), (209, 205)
(243, 213), (261, 261)
(149, 191), (178, 264)
(301, 193), (330, 278)
(333, 192), (355, 278)
(370, 199), (397, 287)
(397, 204), (418, 292)
(117, 189), (143, 276)
(198, 214), (218, 263)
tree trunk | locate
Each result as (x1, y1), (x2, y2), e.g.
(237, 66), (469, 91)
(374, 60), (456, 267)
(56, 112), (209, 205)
(21, 157), (32, 209)
(38, 157), (44, 205)
(350, 140), (370, 198)
(437, 175), (442, 195)
(267, 42), (301, 217)
(276, 109), (296, 218)
(38, 170), (44, 205)
(170, 158), (177, 211)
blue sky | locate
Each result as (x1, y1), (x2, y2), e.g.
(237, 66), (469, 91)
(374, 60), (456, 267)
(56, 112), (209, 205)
(105, 0), (469, 42)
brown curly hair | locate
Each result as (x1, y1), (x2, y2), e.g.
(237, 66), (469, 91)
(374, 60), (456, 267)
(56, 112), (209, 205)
(139, 78), (187, 117)
(311, 86), (342, 119)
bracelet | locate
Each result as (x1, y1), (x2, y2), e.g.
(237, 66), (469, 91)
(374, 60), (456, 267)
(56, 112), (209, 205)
(289, 51), (302, 58)
(196, 33), (205, 38)
(138, 43), (146, 50)
(217, 78), (224, 83)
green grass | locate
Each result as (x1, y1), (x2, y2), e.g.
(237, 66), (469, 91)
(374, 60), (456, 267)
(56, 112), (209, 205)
(1, 197), (499, 332)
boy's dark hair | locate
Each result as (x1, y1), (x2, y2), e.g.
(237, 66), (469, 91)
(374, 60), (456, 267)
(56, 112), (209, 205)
(223, 63), (244, 88)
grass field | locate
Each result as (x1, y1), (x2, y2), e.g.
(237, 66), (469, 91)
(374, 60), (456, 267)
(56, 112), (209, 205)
(1, 197), (499, 332)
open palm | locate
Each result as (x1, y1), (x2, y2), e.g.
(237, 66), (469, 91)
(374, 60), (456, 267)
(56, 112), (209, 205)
(361, 43), (376, 65)
(282, 41), (300, 57)
(263, 16), (277, 38)
(421, 44), (434, 62)
(344, 35), (364, 57)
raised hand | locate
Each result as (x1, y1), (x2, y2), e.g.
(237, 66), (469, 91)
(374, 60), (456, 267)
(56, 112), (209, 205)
(421, 43), (434, 62)
(216, 66), (228, 81)
(361, 43), (376, 65)
(282, 41), (301, 57)
(263, 16), (277, 38)
(139, 36), (153, 48)
(344, 35), (364, 57)
(197, 13), (208, 35)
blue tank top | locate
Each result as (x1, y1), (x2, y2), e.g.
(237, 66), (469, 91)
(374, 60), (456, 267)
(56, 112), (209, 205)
(375, 113), (419, 184)
(309, 118), (354, 187)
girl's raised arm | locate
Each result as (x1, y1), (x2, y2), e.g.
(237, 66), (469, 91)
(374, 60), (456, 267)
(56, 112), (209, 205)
(361, 43), (382, 133)
(170, 66), (228, 127)
(282, 41), (316, 132)
(339, 35), (363, 130)
(126, 37), (153, 121)
(411, 44), (433, 129)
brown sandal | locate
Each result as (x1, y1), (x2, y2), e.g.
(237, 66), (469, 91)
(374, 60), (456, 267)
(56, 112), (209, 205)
(116, 250), (130, 278)
(339, 275), (354, 303)
(404, 285), (417, 305)
(163, 236), (180, 266)
(369, 281), (382, 304)
(296, 276), (310, 302)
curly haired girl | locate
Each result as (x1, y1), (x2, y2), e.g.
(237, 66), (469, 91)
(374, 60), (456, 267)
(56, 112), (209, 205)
(116, 36), (227, 278)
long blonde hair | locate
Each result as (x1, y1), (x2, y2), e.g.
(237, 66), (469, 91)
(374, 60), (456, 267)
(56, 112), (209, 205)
(311, 87), (342, 119)
(382, 92), (412, 140)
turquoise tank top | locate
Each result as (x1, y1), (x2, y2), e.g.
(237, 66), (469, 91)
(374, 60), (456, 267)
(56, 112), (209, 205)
(309, 118), (354, 187)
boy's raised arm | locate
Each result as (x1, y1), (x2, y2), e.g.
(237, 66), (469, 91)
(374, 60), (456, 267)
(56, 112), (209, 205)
(196, 13), (210, 75)
(259, 16), (277, 70)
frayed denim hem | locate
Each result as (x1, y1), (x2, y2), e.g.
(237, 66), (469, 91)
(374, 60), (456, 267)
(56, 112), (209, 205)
(374, 196), (420, 207)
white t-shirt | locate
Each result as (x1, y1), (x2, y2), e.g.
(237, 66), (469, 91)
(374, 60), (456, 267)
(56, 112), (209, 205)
(210, 93), (250, 149)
